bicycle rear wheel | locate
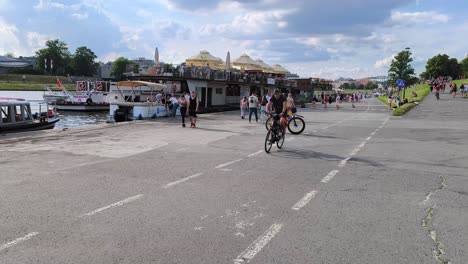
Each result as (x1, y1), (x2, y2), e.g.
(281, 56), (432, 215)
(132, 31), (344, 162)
(288, 116), (305, 134)
(264, 130), (274, 153)
(276, 129), (285, 149)
(265, 117), (272, 130)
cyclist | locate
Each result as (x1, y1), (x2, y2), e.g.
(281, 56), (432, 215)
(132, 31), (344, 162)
(266, 89), (287, 132)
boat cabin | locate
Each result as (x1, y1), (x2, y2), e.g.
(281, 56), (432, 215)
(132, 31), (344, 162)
(0, 98), (33, 125)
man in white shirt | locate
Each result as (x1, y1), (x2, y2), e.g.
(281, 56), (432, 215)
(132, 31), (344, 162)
(248, 92), (259, 123)
(169, 94), (179, 117)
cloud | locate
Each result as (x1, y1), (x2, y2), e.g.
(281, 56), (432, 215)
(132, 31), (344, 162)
(34, 0), (65, 10)
(98, 51), (121, 62)
(27, 31), (54, 52)
(72, 13), (89, 20)
(374, 55), (395, 68)
(0, 18), (22, 55)
(390, 11), (450, 25)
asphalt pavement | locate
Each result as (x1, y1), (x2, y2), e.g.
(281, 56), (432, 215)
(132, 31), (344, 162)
(0, 95), (466, 264)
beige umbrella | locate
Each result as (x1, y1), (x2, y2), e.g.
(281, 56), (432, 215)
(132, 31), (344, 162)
(232, 54), (259, 70)
(271, 64), (289, 74)
(254, 59), (274, 73)
(186, 50), (223, 69)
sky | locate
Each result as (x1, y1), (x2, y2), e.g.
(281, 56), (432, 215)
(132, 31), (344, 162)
(1, 0), (467, 79)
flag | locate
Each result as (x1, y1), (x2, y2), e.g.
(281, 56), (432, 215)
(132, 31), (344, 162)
(57, 78), (63, 90)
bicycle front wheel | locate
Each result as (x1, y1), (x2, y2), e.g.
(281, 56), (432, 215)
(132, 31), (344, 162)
(276, 130), (285, 149)
(265, 117), (272, 130)
(265, 130), (274, 153)
(288, 117), (305, 134)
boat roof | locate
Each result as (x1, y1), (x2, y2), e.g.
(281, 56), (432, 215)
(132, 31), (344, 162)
(117, 81), (166, 89)
(0, 97), (29, 106)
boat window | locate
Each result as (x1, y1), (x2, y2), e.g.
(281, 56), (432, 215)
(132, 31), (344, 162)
(15, 105), (24, 121)
(1, 106), (12, 123)
(22, 105), (32, 120)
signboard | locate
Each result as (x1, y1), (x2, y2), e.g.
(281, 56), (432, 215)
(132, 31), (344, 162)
(267, 78), (275, 85)
(396, 79), (406, 87)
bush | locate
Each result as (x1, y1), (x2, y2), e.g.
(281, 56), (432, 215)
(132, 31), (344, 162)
(393, 102), (417, 116)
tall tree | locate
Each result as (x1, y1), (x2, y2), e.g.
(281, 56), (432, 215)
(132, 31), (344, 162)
(4, 52), (14, 58)
(72, 46), (98, 76)
(349, 82), (357, 90)
(461, 56), (468, 77)
(111, 57), (130, 81)
(35, 39), (71, 74)
(421, 54), (461, 79)
(388, 48), (416, 87)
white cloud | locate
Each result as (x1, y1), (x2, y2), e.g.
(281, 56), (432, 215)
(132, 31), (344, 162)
(72, 13), (89, 20)
(26, 31), (53, 52)
(390, 11), (450, 25)
(98, 51), (121, 62)
(0, 18), (22, 55)
(34, 0), (65, 10)
(294, 37), (320, 46)
(374, 54), (395, 69)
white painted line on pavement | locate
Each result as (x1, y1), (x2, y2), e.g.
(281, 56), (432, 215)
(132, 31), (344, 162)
(285, 137), (295, 142)
(80, 194), (143, 217)
(215, 159), (243, 169)
(234, 223), (283, 264)
(365, 136), (372, 141)
(370, 132), (376, 136)
(292, 190), (319, 210)
(358, 143), (366, 148)
(164, 173), (204, 188)
(0, 232), (39, 251)
(176, 148), (187, 152)
(349, 148), (361, 156)
(248, 150), (263, 157)
(321, 170), (339, 183)
(338, 157), (351, 167)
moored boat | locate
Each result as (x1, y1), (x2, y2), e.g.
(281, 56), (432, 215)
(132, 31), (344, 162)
(0, 97), (59, 134)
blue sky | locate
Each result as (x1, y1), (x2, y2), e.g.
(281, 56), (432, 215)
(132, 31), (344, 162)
(1, 0), (467, 79)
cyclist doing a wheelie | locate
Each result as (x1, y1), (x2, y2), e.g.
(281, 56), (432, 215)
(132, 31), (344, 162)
(266, 89), (288, 132)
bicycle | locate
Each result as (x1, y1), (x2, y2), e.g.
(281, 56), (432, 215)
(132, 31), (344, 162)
(264, 114), (285, 153)
(265, 110), (305, 135)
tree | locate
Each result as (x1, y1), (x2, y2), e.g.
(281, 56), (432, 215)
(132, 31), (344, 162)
(72, 46), (98, 76)
(357, 84), (365, 90)
(461, 56), (468, 77)
(35, 39), (71, 74)
(4, 52), (14, 58)
(421, 54), (461, 79)
(366, 82), (378, 90)
(349, 82), (357, 90)
(388, 48), (416, 87)
(111, 57), (130, 81)
(340, 83), (350, 90)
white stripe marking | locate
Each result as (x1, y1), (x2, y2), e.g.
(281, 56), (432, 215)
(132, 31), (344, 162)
(248, 150), (263, 157)
(80, 194), (143, 217)
(292, 190), (319, 210)
(370, 132), (376, 136)
(365, 136), (372, 141)
(0, 232), (39, 251)
(215, 159), (243, 169)
(349, 148), (361, 156)
(164, 173), (204, 188)
(338, 157), (351, 167)
(358, 143), (366, 148)
(321, 170), (339, 183)
(234, 223), (283, 264)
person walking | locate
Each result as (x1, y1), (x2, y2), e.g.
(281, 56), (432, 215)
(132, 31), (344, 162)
(188, 91), (199, 128)
(169, 94), (179, 117)
(259, 93), (268, 123)
(248, 92), (259, 123)
(286, 93), (296, 113)
(240, 96), (248, 119)
(178, 94), (188, 127)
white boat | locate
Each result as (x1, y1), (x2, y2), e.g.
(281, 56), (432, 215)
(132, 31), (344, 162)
(1, 97), (59, 134)
(109, 81), (175, 122)
(44, 80), (110, 111)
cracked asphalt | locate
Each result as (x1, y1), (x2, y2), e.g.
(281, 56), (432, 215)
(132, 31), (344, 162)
(0, 94), (467, 263)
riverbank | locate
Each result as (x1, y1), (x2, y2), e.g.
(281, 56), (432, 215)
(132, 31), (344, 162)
(0, 74), (95, 91)
(0, 82), (74, 91)
(377, 83), (431, 116)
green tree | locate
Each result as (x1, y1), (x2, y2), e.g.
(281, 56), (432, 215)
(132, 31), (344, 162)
(72, 46), (98, 76)
(388, 48), (416, 87)
(4, 52), (14, 58)
(461, 56), (468, 77)
(35, 39), (71, 74)
(357, 84), (365, 90)
(421, 54), (461, 79)
(349, 82), (357, 90)
(340, 83), (350, 90)
(366, 82), (378, 90)
(111, 57), (130, 81)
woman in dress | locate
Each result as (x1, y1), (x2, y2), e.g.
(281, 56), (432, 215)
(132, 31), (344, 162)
(240, 96), (248, 119)
(187, 91), (199, 128)
(286, 93), (296, 113)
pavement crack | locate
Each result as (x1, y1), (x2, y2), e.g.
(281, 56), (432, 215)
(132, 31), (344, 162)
(421, 176), (450, 264)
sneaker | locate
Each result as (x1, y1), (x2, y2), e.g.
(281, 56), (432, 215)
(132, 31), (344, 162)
(182, 124), (186, 127)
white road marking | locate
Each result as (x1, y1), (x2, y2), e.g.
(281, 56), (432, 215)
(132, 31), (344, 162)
(215, 159), (243, 169)
(233, 223), (283, 264)
(370, 132), (376, 136)
(248, 150), (263, 157)
(358, 143), (366, 148)
(349, 148), (361, 156)
(292, 190), (319, 210)
(176, 148), (187, 152)
(365, 136), (372, 141)
(80, 194), (143, 217)
(0, 232), (39, 251)
(321, 170), (339, 183)
(285, 137), (295, 142)
(164, 173), (204, 188)
(338, 157), (351, 167)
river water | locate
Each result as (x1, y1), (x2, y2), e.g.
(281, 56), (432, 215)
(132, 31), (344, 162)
(0, 91), (108, 129)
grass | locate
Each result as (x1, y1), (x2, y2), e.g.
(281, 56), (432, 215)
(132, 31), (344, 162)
(0, 82), (75, 91)
(0, 74), (97, 91)
(377, 83), (431, 116)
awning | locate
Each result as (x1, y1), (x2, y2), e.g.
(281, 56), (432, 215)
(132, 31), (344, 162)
(117, 81), (166, 89)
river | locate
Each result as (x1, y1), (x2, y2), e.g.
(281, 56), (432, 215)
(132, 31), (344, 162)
(0, 91), (108, 129)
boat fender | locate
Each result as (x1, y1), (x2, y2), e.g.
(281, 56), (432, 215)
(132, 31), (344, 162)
(138, 114), (143, 120)
(86, 98), (93, 105)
